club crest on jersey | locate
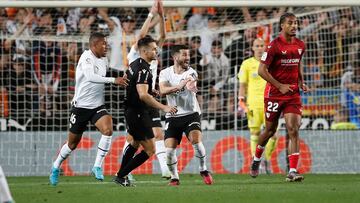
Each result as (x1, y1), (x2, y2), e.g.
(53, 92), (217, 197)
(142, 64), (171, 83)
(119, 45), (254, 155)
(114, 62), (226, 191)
(298, 49), (302, 55)
(281, 50), (287, 55)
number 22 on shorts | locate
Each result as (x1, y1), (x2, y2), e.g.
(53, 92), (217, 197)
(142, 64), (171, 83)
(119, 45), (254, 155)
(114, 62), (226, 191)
(267, 101), (279, 112)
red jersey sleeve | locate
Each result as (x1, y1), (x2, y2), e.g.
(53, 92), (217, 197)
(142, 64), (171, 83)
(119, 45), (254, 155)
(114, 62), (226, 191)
(260, 41), (277, 66)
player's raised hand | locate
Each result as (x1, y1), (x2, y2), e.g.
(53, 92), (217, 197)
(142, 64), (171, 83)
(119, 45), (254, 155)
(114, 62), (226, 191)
(157, 0), (164, 17)
(114, 75), (129, 87)
(150, 0), (159, 15)
(278, 84), (293, 94)
(164, 105), (178, 115)
(301, 83), (310, 93)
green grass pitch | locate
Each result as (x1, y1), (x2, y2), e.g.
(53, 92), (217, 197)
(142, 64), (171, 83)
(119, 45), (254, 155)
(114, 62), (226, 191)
(8, 174), (360, 203)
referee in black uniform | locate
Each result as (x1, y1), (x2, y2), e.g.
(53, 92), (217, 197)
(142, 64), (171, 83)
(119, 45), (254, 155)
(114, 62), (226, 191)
(114, 36), (177, 187)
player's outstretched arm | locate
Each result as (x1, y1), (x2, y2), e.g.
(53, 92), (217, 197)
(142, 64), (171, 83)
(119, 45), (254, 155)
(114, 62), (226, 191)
(137, 84), (177, 115)
(258, 63), (293, 94)
(83, 63), (116, 84)
(114, 75), (129, 87)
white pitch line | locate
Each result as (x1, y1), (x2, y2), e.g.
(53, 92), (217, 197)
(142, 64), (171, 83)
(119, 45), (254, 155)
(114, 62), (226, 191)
(9, 178), (252, 187)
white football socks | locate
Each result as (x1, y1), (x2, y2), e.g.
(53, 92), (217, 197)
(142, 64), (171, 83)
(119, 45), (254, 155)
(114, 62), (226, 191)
(193, 142), (207, 171)
(166, 148), (179, 180)
(94, 135), (112, 168)
(53, 143), (72, 169)
(155, 140), (170, 176)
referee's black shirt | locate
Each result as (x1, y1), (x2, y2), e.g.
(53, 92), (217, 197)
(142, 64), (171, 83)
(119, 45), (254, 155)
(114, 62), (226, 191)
(124, 58), (153, 110)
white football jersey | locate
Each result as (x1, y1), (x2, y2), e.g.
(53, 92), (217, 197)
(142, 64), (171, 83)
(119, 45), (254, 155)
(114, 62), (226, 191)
(72, 50), (114, 109)
(127, 45), (158, 90)
(159, 66), (201, 118)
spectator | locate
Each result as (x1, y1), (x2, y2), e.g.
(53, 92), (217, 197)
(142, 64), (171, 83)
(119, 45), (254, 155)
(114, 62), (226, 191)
(7, 57), (38, 124)
(320, 14), (355, 86)
(331, 107), (358, 130)
(187, 7), (208, 31)
(32, 27), (62, 117)
(224, 27), (256, 67)
(4, 8), (34, 60)
(200, 40), (231, 112)
(78, 16), (92, 35)
(199, 15), (220, 55)
(189, 36), (204, 109)
(221, 18), (240, 50)
(66, 8), (82, 34)
(35, 9), (54, 31)
(97, 8), (138, 73)
(341, 60), (360, 127)
(189, 36), (202, 68)
(164, 8), (186, 32)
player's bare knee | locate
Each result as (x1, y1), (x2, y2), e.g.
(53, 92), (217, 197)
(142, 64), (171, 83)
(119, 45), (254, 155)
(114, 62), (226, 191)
(154, 133), (164, 141)
(287, 126), (299, 137)
(144, 148), (155, 157)
(101, 128), (113, 136)
(67, 142), (78, 150)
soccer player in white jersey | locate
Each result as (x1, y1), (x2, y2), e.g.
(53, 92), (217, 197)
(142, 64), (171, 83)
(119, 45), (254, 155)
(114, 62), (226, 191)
(0, 165), (14, 203)
(159, 45), (214, 186)
(49, 32), (129, 186)
(122, 0), (171, 179)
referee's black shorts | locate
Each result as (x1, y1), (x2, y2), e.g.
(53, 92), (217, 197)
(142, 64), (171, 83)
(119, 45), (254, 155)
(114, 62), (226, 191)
(125, 108), (154, 141)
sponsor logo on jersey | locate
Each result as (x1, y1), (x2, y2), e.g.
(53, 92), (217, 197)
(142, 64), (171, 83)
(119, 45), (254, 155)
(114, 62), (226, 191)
(86, 58), (91, 64)
(280, 58), (300, 65)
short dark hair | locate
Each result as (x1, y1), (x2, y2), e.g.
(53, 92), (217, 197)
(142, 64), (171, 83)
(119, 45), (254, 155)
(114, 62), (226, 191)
(137, 35), (156, 49)
(212, 40), (222, 47)
(191, 36), (201, 43)
(171, 44), (188, 57)
(89, 32), (105, 45)
(279, 12), (296, 30)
